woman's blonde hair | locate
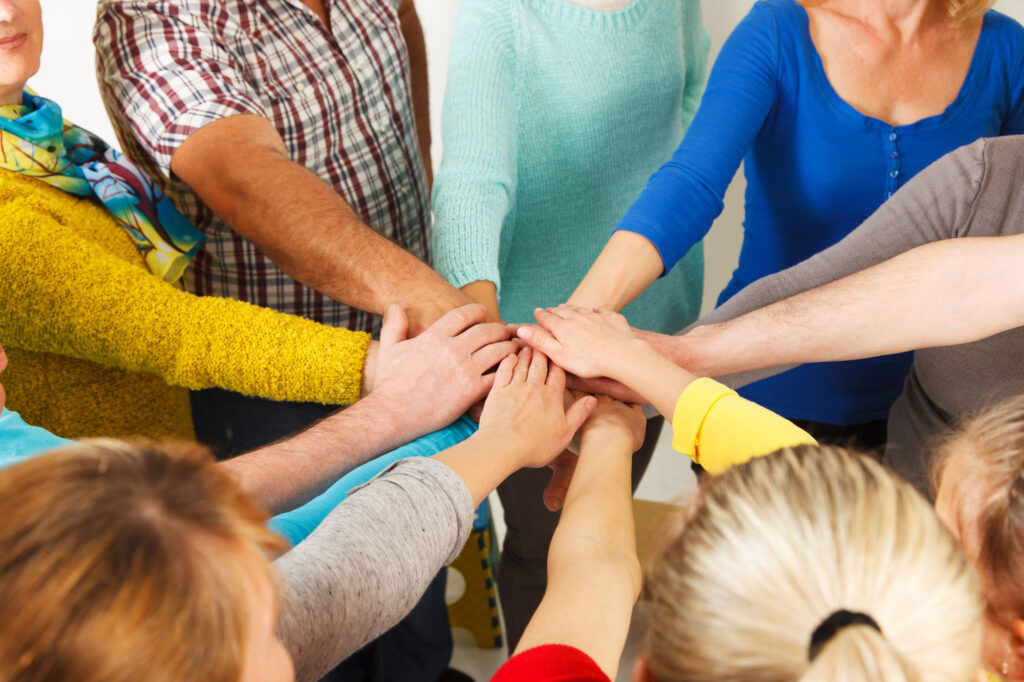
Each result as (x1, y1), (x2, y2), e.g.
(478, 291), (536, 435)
(932, 395), (1024, 595)
(646, 445), (982, 682)
(0, 440), (286, 682)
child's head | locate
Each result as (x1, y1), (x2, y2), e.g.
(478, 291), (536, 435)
(934, 396), (1024, 679)
(638, 445), (982, 682)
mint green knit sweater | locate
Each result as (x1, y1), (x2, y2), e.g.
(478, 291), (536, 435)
(432, 0), (709, 330)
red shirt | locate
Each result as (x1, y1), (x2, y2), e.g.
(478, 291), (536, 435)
(492, 645), (611, 682)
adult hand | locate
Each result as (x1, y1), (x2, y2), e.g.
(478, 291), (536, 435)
(565, 375), (646, 405)
(517, 305), (645, 379)
(367, 303), (519, 441)
(542, 395), (646, 511)
(477, 347), (596, 469)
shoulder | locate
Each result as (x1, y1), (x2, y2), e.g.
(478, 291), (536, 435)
(493, 645), (610, 682)
(980, 9), (1024, 61)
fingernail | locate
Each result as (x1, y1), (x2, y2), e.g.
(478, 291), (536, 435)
(518, 327), (532, 341)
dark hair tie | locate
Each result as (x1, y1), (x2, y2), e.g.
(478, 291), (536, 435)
(809, 610), (882, 661)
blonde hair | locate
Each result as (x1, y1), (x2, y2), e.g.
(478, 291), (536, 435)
(932, 395), (1024, 594)
(0, 440), (286, 682)
(646, 445), (982, 682)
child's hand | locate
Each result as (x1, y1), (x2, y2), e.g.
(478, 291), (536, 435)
(579, 394), (646, 454)
(516, 305), (645, 379)
(478, 347), (596, 469)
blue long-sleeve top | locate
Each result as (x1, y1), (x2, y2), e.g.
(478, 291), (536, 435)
(618, 0), (1024, 424)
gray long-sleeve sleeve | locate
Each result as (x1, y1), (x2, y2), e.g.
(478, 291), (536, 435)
(686, 135), (990, 388)
(273, 457), (474, 682)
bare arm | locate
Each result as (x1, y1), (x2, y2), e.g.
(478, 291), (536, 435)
(513, 398), (645, 678)
(678, 234), (1024, 377)
(460, 280), (502, 322)
(222, 304), (517, 513)
(569, 231), (665, 311)
(170, 115), (471, 334)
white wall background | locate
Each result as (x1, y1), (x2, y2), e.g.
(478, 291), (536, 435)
(39, 0), (1024, 312)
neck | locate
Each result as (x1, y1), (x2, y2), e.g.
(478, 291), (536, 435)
(0, 86), (23, 107)
(842, 0), (947, 37)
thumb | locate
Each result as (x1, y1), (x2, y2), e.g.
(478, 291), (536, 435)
(564, 395), (597, 435)
(544, 450), (579, 512)
(379, 304), (409, 349)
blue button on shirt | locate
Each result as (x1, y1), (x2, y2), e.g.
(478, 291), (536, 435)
(616, 0), (1024, 424)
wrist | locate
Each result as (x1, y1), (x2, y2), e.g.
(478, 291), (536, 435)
(464, 430), (532, 468)
(360, 340), (379, 396)
(579, 426), (634, 455)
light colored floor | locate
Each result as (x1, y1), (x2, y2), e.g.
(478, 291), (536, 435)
(449, 425), (698, 681)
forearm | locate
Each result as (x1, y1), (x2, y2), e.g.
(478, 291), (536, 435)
(431, 432), (525, 507)
(222, 392), (428, 514)
(460, 281), (501, 322)
(517, 430), (640, 677)
(683, 236), (1024, 378)
(671, 138), (990, 382)
(570, 231), (664, 311)
(172, 117), (469, 333)
(609, 341), (698, 420)
(275, 457), (473, 682)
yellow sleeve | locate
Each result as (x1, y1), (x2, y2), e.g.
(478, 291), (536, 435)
(0, 193), (367, 405)
(671, 378), (816, 475)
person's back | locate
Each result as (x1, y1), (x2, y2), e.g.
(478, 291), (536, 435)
(642, 446), (982, 682)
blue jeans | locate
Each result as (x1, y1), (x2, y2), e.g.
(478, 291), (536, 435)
(190, 388), (453, 682)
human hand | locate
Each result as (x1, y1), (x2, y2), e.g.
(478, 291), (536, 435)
(565, 375), (647, 405)
(516, 304), (646, 379)
(477, 347), (596, 470)
(367, 303), (519, 441)
(542, 395), (645, 511)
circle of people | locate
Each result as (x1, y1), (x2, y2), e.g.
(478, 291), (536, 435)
(1, 0), (1023, 680)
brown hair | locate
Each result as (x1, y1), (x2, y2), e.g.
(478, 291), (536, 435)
(645, 445), (982, 682)
(932, 395), (1024, 593)
(0, 440), (286, 682)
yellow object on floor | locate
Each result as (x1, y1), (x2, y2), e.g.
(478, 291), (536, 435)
(448, 520), (503, 649)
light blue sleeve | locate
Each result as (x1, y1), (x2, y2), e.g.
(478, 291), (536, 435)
(0, 409), (75, 470)
(270, 417), (479, 546)
(615, 1), (781, 271)
(431, 0), (519, 294)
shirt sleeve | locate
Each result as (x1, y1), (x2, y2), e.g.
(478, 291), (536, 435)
(0, 185), (367, 406)
(614, 1), (781, 272)
(270, 418), (479, 546)
(430, 0), (518, 293)
(682, 136), (991, 389)
(491, 644), (612, 682)
(94, 0), (268, 177)
(672, 378), (816, 475)
(274, 457), (475, 682)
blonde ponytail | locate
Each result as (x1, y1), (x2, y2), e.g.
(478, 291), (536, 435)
(645, 445), (982, 682)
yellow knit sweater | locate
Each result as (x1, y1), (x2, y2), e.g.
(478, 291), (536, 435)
(0, 172), (369, 440)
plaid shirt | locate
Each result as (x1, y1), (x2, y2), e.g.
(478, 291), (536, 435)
(94, 0), (430, 333)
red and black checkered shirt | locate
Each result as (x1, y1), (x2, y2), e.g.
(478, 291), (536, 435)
(94, 0), (431, 333)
